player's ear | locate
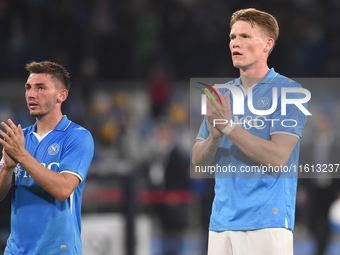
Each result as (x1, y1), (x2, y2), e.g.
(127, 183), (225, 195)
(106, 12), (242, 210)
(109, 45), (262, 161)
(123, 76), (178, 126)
(264, 38), (274, 53)
(57, 89), (68, 103)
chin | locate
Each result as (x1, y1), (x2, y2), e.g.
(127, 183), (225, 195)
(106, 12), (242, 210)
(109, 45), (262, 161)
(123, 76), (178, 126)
(232, 60), (242, 67)
(233, 63), (243, 69)
(232, 61), (248, 70)
(29, 112), (44, 118)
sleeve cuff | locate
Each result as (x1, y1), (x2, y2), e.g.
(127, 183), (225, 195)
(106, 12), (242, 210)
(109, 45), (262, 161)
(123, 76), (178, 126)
(60, 170), (83, 183)
(196, 137), (206, 141)
(270, 131), (300, 139)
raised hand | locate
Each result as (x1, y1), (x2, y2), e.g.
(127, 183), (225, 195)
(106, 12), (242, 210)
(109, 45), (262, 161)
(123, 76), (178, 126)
(206, 89), (232, 132)
(1, 148), (17, 169)
(0, 119), (25, 163)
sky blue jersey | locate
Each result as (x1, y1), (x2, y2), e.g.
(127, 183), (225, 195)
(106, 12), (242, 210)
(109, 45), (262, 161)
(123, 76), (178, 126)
(1, 115), (94, 255)
(196, 69), (308, 232)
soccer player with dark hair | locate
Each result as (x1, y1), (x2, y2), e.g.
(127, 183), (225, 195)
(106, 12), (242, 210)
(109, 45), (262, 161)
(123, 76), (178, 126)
(0, 61), (94, 254)
(192, 8), (307, 255)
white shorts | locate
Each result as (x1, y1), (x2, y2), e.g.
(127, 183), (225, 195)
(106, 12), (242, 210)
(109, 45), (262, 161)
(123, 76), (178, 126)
(207, 228), (293, 255)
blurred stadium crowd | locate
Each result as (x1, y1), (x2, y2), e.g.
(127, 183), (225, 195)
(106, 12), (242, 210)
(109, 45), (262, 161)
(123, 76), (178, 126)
(1, 0), (340, 80)
(1, 0), (340, 254)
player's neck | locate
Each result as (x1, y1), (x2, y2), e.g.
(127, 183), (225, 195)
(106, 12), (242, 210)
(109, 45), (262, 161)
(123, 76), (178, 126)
(35, 112), (63, 136)
(239, 64), (270, 89)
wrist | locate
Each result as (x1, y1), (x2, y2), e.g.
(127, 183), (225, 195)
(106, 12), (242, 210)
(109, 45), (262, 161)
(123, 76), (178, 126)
(222, 120), (236, 136)
(1, 164), (16, 172)
(15, 150), (28, 164)
(210, 132), (223, 143)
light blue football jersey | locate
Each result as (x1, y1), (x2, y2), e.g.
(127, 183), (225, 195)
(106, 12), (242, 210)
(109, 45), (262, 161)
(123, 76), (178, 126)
(196, 68), (307, 231)
(2, 115), (94, 254)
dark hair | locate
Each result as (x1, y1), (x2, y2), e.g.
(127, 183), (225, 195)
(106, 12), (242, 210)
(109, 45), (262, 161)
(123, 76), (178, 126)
(25, 61), (71, 91)
(230, 8), (279, 53)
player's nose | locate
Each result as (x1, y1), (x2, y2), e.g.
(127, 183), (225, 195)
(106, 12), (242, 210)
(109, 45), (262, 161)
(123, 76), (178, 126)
(231, 37), (241, 48)
(230, 41), (239, 52)
(26, 87), (37, 99)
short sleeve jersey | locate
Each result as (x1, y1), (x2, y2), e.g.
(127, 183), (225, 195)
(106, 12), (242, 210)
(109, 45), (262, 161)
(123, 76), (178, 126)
(196, 69), (307, 232)
(2, 115), (94, 255)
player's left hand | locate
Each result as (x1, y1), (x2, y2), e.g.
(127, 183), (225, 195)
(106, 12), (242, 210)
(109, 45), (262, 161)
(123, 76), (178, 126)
(0, 119), (25, 163)
(206, 89), (232, 132)
(2, 148), (18, 169)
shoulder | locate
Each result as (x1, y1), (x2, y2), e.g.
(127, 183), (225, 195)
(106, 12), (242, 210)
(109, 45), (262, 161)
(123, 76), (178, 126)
(64, 122), (94, 145)
(273, 73), (302, 89)
(68, 122), (93, 137)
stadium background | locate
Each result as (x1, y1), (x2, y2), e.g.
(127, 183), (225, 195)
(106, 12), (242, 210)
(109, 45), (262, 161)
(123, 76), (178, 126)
(0, 0), (340, 254)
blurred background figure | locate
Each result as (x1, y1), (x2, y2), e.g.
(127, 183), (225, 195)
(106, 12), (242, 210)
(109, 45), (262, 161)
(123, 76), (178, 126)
(300, 115), (340, 255)
(0, 0), (340, 254)
(148, 65), (170, 120)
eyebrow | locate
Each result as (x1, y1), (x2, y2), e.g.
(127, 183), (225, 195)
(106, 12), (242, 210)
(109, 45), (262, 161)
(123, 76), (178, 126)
(230, 32), (250, 38)
(25, 83), (46, 86)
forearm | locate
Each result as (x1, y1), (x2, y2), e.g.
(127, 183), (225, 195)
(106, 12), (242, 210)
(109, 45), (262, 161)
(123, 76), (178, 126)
(192, 134), (223, 166)
(228, 126), (296, 167)
(0, 166), (14, 201)
(0, 120), (79, 201)
(17, 151), (71, 201)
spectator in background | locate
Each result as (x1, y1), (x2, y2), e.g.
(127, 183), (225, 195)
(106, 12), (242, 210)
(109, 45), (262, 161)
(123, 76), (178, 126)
(149, 120), (190, 255)
(300, 115), (340, 255)
(148, 64), (170, 119)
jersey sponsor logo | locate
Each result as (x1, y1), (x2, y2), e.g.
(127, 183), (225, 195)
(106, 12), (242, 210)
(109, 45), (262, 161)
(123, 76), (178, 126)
(14, 164), (23, 180)
(15, 162), (60, 179)
(48, 143), (60, 155)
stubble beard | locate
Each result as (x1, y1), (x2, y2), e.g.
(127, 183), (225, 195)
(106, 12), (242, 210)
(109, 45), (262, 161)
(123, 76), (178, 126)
(29, 110), (46, 119)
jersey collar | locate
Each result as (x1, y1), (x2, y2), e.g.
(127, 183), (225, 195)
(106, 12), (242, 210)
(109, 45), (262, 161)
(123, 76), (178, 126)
(27, 115), (71, 135)
(233, 68), (278, 87)
(259, 68), (278, 84)
(55, 115), (72, 131)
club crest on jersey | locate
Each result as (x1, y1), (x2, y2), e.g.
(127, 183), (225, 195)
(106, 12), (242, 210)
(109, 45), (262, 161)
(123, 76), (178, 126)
(257, 97), (269, 108)
(48, 143), (60, 155)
